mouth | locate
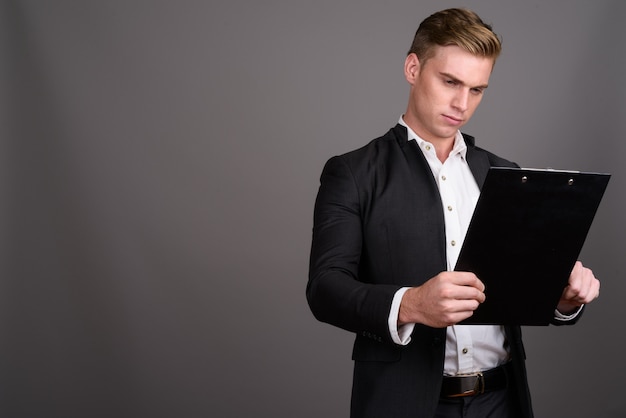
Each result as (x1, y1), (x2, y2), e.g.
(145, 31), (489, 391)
(442, 114), (464, 126)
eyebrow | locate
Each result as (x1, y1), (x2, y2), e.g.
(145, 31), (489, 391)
(441, 72), (489, 90)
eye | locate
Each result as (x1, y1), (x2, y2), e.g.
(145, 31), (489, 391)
(470, 87), (484, 95)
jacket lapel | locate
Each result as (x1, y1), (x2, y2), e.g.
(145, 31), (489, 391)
(463, 134), (491, 190)
(392, 124), (441, 196)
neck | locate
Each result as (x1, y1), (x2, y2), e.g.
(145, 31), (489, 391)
(435, 143), (452, 163)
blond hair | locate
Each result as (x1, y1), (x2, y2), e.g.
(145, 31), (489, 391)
(408, 8), (502, 64)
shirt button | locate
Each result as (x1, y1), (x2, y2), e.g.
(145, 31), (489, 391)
(447, 205), (453, 211)
(462, 348), (469, 354)
(425, 145), (431, 151)
(441, 175), (447, 181)
(451, 240), (456, 246)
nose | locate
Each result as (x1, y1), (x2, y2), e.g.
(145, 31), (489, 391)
(452, 89), (470, 113)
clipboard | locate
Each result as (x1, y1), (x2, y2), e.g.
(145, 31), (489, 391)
(455, 167), (610, 325)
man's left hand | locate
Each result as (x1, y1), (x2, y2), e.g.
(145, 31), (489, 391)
(557, 261), (600, 315)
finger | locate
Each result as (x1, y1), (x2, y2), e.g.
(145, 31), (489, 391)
(578, 266), (599, 302)
(446, 284), (485, 303)
(443, 299), (482, 315)
(449, 271), (485, 291)
(563, 262), (591, 300)
(581, 275), (600, 303)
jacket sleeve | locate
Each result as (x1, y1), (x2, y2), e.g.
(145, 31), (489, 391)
(306, 155), (400, 342)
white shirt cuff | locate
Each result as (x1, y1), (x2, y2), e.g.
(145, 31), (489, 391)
(554, 305), (584, 321)
(388, 287), (415, 345)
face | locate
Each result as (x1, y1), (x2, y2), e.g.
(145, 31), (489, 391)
(403, 45), (495, 145)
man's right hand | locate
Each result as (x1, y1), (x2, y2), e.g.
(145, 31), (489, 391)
(398, 272), (485, 328)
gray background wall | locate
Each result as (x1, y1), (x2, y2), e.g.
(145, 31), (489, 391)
(2, 0), (624, 417)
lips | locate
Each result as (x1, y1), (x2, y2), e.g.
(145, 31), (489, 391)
(443, 114), (464, 125)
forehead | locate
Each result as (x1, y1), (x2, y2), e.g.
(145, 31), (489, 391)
(425, 45), (495, 85)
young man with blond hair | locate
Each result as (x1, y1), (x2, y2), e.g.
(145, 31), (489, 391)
(307, 8), (599, 418)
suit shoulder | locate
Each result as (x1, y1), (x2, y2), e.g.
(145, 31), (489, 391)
(330, 125), (405, 166)
(478, 147), (518, 168)
(463, 133), (518, 168)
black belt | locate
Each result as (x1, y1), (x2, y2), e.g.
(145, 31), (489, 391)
(440, 362), (511, 398)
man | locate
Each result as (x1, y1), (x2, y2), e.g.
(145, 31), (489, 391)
(307, 8), (600, 418)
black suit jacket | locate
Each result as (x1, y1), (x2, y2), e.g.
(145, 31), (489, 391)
(308, 125), (580, 418)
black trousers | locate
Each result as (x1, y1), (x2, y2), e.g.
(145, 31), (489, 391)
(435, 388), (513, 418)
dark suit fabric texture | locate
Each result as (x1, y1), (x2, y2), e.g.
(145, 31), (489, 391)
(307, 124), (579, 418)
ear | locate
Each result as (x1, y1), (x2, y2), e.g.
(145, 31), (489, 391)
(404, 53), (420, 85)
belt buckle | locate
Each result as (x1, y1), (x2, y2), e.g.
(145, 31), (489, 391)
(453, 372), (485, 397)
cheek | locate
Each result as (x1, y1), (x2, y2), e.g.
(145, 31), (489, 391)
(418, 87), (445, 110)
(431, 85), (457, 106)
